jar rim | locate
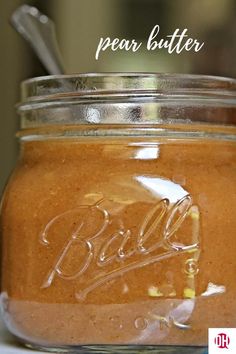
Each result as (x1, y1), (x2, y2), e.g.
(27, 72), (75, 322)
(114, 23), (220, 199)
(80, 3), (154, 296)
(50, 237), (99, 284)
(21, 72), (236, 101)
(17, 72), (236, 130)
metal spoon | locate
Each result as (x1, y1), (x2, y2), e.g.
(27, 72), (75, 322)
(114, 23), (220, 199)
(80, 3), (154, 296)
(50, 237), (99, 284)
(11, 4), (64, 75)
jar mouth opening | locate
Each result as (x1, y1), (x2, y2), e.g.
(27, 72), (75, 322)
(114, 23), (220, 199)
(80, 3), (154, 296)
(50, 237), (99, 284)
(22, 72), (236, 85)
(21, 72), (236, 101)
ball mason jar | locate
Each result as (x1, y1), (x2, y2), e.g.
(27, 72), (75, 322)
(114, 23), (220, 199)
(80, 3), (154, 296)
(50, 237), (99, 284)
(0, 73), (236, 353)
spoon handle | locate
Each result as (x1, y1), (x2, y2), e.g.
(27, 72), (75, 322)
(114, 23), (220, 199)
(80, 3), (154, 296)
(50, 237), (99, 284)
(11, 4), (64, 75)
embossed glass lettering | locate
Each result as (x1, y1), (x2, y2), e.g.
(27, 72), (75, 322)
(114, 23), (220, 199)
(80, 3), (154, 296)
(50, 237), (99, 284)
(40, 195), (200, 299)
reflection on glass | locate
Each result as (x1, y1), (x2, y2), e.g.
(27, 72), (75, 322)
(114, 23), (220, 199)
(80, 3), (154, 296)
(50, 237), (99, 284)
(135, 146), (159, 160)
(135, 175), (188, 203)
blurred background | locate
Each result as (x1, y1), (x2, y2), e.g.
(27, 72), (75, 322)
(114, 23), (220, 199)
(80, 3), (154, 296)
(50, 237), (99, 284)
(0, 0), (236, 194)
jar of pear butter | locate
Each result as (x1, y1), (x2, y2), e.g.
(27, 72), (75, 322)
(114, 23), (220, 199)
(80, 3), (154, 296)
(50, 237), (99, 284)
(0, 74), (236, 353)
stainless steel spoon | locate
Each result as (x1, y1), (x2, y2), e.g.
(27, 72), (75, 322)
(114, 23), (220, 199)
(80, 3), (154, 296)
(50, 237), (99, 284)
(11, 4), (64, 75)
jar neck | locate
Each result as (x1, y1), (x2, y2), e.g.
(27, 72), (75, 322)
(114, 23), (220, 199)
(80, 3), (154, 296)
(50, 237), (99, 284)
(17, 73), (236, 132)
(17, 123), (236, 143)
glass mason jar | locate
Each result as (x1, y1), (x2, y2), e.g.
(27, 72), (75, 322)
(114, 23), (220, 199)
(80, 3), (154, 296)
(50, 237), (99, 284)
(0, 73), (236, 354)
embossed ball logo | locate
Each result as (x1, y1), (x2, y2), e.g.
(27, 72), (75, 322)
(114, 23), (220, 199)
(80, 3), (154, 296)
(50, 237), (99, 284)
(39, 177), (201, 301)
(214, 333), (230, 349)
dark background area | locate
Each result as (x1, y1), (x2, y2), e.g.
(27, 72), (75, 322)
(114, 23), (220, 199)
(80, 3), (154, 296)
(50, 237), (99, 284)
(0, 0), (236, 193)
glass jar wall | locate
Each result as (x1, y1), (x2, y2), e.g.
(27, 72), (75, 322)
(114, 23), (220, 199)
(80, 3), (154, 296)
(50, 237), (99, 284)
(0, 74), (236, 353)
